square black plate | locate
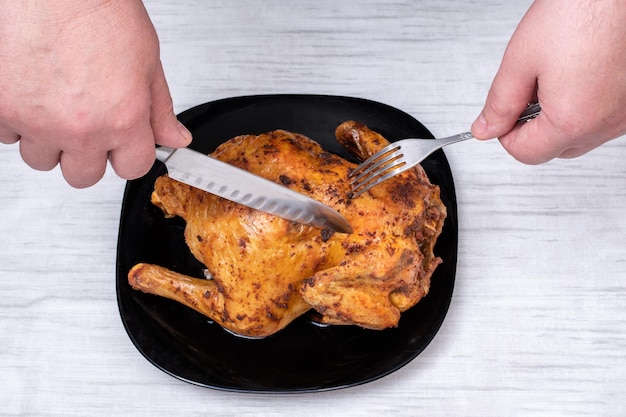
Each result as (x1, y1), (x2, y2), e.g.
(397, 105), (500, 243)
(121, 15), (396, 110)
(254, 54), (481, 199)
(116, 95), (458, 392)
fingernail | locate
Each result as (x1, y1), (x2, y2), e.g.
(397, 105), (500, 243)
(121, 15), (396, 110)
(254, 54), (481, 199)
(177, 121), (192, 144)
(472, 112), (489, 138)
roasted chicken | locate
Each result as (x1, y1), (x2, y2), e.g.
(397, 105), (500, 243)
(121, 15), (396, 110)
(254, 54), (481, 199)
(128, 121), (446, 338)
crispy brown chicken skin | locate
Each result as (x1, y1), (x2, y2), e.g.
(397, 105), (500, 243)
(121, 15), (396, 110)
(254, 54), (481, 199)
(128, 121), (446, 338)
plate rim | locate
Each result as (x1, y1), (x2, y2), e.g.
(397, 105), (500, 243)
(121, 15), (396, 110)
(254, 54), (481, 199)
(116, 94), (458, 393)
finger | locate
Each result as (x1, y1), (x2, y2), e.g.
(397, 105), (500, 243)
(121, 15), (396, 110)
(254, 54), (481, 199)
(149, 63), (192, 148)
(557, 146), (596, 160)
(18, 137), (61, 171)
(0, 124), (20, 144)
(58, 148), (109, 188)
(471, 25), (539, 140)
(497, 113), (566, 165)
(108, 123), (157, 180)
(472, 67), (538, 140)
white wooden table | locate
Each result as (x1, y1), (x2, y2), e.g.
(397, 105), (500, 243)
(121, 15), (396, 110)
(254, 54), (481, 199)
(2, 1), (626, 416)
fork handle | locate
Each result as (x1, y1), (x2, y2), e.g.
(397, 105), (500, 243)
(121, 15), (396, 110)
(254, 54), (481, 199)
(517, 102), (542, 122)
(437, 103), (542, 146)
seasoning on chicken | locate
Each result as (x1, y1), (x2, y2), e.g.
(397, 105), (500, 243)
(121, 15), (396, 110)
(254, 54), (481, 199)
(128, 121), (446, 338)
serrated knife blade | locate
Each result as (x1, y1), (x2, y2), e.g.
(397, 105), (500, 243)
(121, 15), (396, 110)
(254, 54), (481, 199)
(155, 146), (353, 234)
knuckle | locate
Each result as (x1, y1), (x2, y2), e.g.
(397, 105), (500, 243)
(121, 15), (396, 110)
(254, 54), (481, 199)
(62, 168), (103, 189)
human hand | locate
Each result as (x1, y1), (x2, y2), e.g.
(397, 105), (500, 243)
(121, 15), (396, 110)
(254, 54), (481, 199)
(0, 0), (191, 188)
(471, 0), (626, 164)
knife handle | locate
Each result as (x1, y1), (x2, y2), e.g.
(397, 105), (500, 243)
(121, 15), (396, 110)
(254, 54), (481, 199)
(155, 146), (175, 163)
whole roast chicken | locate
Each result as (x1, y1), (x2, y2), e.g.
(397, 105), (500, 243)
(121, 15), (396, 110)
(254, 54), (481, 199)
(128, 121), (446, 338)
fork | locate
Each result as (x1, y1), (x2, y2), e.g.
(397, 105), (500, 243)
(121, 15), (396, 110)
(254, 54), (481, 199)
(349, 103), (542, 197)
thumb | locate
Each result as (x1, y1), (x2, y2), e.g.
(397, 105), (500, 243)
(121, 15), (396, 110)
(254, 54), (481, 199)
(472, 71), (538, 140)
(471, 27), (538, 140)
(149, 63), (192, 148)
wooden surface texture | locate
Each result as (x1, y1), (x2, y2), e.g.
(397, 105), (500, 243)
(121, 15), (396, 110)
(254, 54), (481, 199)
(2, 1), (625, 416)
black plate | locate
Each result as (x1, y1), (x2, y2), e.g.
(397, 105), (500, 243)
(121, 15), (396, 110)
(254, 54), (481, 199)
(116, 95), (458, 393)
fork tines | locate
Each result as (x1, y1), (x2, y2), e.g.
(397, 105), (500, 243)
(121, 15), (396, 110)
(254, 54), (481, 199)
(349, 143), (407, 197)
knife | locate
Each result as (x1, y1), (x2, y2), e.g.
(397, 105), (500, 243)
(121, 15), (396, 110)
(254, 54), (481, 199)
(155, 146), (353, 234)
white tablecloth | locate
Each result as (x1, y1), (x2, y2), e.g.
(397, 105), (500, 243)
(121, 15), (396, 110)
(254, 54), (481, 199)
(2, 1), (626, 416)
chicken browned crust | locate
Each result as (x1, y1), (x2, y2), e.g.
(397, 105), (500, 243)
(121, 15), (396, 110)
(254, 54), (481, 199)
(128, 121), (446, 338)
